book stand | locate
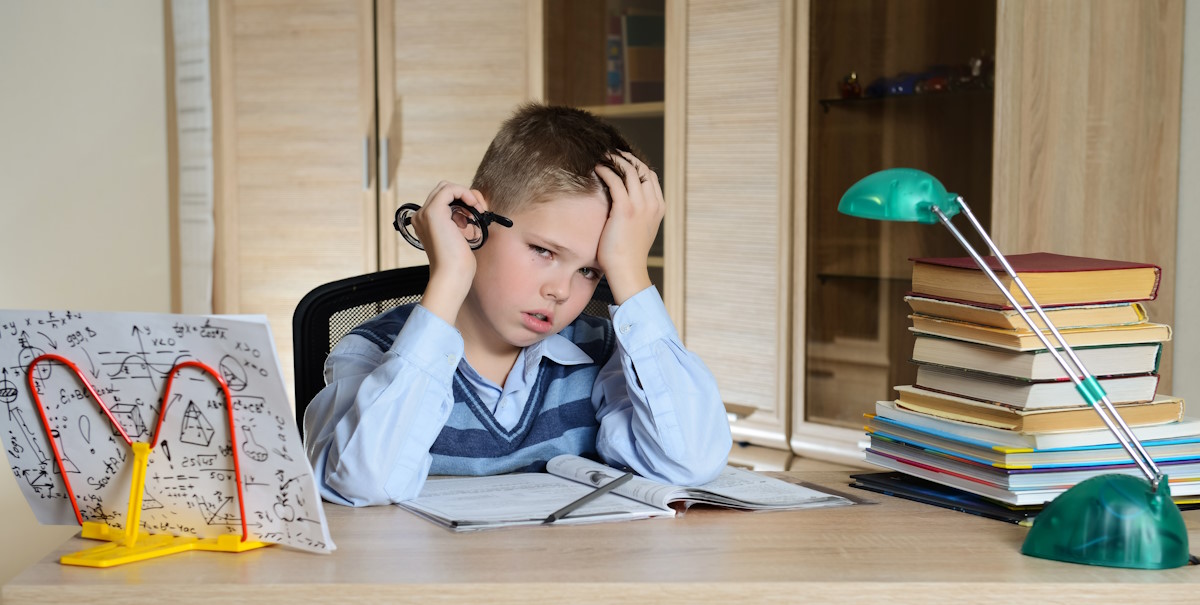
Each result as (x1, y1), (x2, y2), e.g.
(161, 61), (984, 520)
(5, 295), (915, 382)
(839, 168), (1191, 569)
(27, 355), (269, 568)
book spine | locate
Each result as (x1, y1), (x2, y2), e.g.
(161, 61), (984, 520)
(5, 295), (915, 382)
(605, 14), (624, 105)
(621, 12), (665, 104)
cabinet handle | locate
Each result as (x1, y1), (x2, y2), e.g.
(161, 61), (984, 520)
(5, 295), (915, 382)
(381, 138), (390, 192)
(362, 136), (370, 190)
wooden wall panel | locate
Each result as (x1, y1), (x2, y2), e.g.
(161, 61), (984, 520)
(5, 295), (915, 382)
(993, 0), (1184, 390)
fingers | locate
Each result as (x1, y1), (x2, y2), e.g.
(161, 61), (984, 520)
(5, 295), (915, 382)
(420, 181), (484, 213)
(604, 152), (664, 225)
(597, 152), (659, 196)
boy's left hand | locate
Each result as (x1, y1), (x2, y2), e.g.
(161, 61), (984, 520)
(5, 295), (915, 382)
(595, 151), (664, 304)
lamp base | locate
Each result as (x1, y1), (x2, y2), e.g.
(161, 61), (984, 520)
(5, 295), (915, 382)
(1021, 473), (1190, 569)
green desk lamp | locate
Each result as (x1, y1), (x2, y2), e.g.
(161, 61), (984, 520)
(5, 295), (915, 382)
(839, 168), (1191, 569)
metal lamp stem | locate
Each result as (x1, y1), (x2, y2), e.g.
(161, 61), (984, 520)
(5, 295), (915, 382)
(931, 200), (1162, 487)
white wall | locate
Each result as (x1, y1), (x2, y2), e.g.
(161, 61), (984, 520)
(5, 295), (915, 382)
(1176, 0), (1200, 417)
(0, 1), (169, 584)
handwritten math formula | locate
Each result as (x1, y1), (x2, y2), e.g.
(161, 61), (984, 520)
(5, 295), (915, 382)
(0, 310), (333, 554)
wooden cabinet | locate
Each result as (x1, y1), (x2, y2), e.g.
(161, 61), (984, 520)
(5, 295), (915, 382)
(376, 0), (540, 271)
(205, 0), (1184, 463)
(211, 0), (538, 400)
(542, 0), (677, 309)
(677, 0), (1184, 466)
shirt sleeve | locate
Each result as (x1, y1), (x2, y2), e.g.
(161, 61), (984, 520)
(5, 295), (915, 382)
(592, 286), (732, 486)
(303, 304), (463, 506)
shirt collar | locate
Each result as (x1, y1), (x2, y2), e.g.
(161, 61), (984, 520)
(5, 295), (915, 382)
(457, 333), (595, 388)
(521, 333), (593, 382)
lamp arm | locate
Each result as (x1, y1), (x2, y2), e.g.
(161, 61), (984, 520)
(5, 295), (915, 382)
(932, 201), (1162, 487)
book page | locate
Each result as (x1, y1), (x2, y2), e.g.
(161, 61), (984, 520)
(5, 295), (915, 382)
(681, 465), (855, 509)
(546, 454), (855, 511)
(546, 454), (680, 509)
(0, 309), (333, 553)
(399, 473), (672, 531)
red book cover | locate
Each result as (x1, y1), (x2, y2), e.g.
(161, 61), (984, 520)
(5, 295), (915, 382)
(912, 252), (1160, 275)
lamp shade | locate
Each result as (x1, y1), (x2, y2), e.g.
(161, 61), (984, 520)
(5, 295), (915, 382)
(837, 167), (962, 224)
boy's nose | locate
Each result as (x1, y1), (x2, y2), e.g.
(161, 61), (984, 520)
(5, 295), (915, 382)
(541, 274), (570, 303)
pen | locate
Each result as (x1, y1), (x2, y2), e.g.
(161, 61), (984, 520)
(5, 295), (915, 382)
(543, 471), (634, 524)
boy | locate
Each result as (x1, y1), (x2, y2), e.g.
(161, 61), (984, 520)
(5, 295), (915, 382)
(304, 103), (731, 506)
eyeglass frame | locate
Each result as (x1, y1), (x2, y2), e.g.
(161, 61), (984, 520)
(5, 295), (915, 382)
(392, 200), (514, 251)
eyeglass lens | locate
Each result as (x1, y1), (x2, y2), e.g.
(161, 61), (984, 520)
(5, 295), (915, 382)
(393, 200), (511, 251)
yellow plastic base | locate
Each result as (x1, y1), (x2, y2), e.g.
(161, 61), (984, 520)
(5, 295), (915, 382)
(61, 533), (199, 568)
(66, 522), (270, 568)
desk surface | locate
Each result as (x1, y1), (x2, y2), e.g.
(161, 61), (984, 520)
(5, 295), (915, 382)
(5, 471), (1199, 604)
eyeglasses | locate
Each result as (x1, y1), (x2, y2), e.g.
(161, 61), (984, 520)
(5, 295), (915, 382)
(393, 200), (513, 251)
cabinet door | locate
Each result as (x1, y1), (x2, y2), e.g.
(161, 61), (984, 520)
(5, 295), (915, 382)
(213, 0), (378, 400)
(377, 0), (540, 269)
(682, 0), (797, 450)
(797, 0), (997, 465)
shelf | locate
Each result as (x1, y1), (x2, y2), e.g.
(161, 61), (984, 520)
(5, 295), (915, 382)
(814, 272), (911, 283)
(579, 102), (664, 119)
(817, 88), (993, 113)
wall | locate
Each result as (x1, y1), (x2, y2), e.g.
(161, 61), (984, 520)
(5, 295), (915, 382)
(0, 1), (169, 584)
(1176, 0), (1200, 417)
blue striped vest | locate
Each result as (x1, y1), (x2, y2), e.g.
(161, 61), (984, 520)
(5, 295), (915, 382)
(348, 303), (615, 475)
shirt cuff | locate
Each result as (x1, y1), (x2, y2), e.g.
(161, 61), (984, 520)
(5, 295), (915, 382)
(609, 286), (678, 352)
(389, 303), (464, 381)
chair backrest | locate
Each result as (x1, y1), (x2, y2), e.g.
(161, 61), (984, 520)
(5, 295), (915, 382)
(292, 265), (615, 438)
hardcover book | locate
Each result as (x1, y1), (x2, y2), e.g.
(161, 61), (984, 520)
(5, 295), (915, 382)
(908, 313), (1171, 351)
(903, 296), (1148, 331)
(909, 252), (1161, 309)
(910, 335), (1162, 380)
(913, 365), (1160, 410)
(894, 384), (1180, 431)
(892, 384), (1180, 432)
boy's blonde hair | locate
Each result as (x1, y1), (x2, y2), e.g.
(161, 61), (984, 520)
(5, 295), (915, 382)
(471, 103), (647, 216)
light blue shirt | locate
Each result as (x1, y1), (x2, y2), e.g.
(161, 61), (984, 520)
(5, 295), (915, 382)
(303, 286), (732, 506)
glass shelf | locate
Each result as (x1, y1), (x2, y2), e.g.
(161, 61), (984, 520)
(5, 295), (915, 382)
(579, 102), (665, 119)
(818, 88), (993, 113)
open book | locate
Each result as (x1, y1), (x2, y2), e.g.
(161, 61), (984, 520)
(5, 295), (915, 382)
(399, 454), (855, 531)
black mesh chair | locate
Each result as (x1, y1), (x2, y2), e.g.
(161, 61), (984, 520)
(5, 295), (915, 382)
(292, 265), (615, 438)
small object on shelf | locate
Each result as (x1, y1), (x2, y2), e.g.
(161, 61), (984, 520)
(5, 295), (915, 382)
(838, 71), (862, 99)
(914, 75), (948, 94)
(864, 76), (889, 98)
(886, 73), (918, 96)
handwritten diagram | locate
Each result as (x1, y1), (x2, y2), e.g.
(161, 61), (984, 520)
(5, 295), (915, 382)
(0, 310), (333, 554)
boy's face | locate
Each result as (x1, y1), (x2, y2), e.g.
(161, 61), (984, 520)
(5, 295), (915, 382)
(462, 191), (608, 351)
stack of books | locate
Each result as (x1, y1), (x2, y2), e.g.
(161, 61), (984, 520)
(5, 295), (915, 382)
(859, 252), (1200, 510)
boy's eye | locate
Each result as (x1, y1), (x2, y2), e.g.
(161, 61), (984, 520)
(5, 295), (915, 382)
(578, 267), (600, 280)
(530, 245), (552, 258)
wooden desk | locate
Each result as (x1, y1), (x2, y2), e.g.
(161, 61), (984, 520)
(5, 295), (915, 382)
(5, 472), (1199, 604)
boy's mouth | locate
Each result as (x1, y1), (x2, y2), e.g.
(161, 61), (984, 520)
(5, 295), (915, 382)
(522, 311), (554, 333)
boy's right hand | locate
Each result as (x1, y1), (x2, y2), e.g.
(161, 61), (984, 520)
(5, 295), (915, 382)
(410, 181), (485, 325)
